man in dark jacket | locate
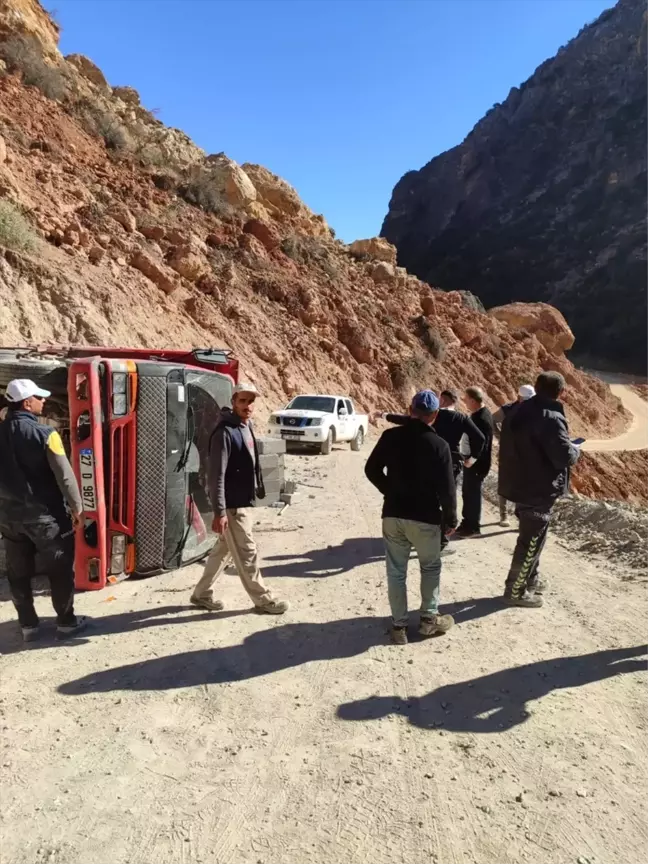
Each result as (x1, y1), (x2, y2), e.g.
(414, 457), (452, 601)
(498, 372), (580, 608)
(365, 390), (457, 644)
(374, 388), (484, 555)
(493, 384), (535, 526)
(0, 379), (87, 642)
(456, 386), (494, 537)
(190, 383), (288, 614)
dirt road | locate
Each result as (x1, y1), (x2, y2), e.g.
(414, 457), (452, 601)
(1, 449), (646, 864)
(583, 385), (647, 452)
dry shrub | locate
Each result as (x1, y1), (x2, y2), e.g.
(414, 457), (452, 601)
(71, 101), (133, 151)
(177, 167), (235, 218)
(414, 315), (446, 360)
(0, 36), (67, 101)
(0, 200), (37, 252)
(281, 235), (338, 279)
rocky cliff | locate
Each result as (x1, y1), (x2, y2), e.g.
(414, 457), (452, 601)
(0, 0), (641, 504)
(382, 0), (647, 374)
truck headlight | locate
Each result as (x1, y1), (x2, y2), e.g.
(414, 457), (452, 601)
(110, 534), (127, 575)
(112, 393), (127, 416)
(309, 417), (323, 426)
(112, 373), (127, 394)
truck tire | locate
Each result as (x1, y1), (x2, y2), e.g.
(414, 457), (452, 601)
(0, 356), (68, 399)
(350, 427), (365, 451)
(320, 428), (334, 455)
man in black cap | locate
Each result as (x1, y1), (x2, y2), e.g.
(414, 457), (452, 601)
(0, 379), (87, 642)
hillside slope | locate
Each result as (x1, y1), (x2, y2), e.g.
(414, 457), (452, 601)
(381, 0), (647, 374)
(0, 0), (637, 504)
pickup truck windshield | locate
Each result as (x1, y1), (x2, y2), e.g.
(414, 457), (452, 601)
(288, 396), (337, 413)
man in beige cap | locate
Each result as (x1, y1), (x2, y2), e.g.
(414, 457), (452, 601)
(190, 383), (289, 614)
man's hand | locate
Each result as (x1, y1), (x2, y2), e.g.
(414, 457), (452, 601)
(71, 511), (84, 530)
(444, 526), (456, 538)
(463, 457), (476, 468)
(212, 515), (228, 535)
(370, 410), (385, 424)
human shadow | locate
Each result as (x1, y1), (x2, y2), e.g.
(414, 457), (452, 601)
(440, 596), (507, 624)
(0, 604), (248, 655)
(58, 615), (383, 695)
(337, 644), (648, 733)
(262, 537), (384, 578)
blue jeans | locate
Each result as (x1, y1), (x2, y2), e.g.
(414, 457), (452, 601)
(382, 517), (442, 627)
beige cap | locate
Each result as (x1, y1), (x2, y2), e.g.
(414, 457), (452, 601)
(232, 382), (259, 397)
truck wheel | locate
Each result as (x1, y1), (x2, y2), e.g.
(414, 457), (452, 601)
(320, 429), (333, 455)
(350, 427), (364, 451)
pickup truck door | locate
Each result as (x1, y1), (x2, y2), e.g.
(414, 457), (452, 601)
(336, 399), (349, 440)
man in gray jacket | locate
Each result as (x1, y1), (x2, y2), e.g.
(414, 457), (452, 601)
(190, 383), (289, 614)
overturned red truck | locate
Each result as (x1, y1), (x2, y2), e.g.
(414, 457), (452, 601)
(0, 345), (244, 590)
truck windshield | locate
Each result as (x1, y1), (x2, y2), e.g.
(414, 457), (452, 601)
(288, 396), (336, 413)
(180, 370), (234, 564)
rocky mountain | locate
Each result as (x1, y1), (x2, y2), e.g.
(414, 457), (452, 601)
(382, 0), (647, 374)
(0, 0), (642, 504)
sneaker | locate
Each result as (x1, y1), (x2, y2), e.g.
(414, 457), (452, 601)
(254, 599), (290, 615)
(529, 578), (548, 595)
(503, 592), (543, 608)
(419, 614), (455, 637)
(440, 547), (456, 557)
(390, 626), (408, 645)
(190, 595), (225, 611)
(499, 519), (511, 528)
(21, 625), (40, 643)
(56, 615), (90, 640)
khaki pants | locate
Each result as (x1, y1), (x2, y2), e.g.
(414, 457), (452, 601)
(192, 508), (274, 607)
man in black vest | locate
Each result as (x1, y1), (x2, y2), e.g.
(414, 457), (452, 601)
(456, 386), (494, 538)
(190, 383), (289, 614)
(0, 379), (87, 642)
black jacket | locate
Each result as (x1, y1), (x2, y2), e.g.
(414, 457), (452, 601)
(469, 406), (494, 477)
(498, 396), (580, 506)
(0, 409), (81, 522)
(207, 409), (265, 515)
(386, 408), (484, 470)
(365, 419), (457, 527)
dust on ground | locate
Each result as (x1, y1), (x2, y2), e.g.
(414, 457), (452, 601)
(1, 448), (647, 864)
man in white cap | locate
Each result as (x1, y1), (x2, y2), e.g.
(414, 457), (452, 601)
(492, 384), (536, 526)
(0, 379), (87, 641)
(190, 383), (289, 615)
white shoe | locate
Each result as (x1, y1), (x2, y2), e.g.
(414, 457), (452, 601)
(499, 519), (511, 527)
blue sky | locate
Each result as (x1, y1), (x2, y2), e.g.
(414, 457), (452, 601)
(45, 0), (612, 241)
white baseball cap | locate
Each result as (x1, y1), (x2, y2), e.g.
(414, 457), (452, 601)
(232, 382), (259, 397)
(4, 379), (51, 403)
(518, 384), (535, 400)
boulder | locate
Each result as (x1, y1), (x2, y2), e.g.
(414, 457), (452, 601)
(349, 237), (397, 266)
(113, 86), (140, 106)
(369, 261), (396, 284)
(130, 251), (177, 294)
(241, 163), (301, 217)
(243, 218), (280, 251)
(421, 294), (437, 317)
(88, 245), (105, 265)
(109, 203), (136, 233)
(139, 222), (165, 242)
(65, 54), (109, 90)
(167, 246), (208, 282)
(452, 319), (479, 346)
(489, 302), (575, 355)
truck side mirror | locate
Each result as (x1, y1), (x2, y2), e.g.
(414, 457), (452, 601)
(339, 407), (348, 416)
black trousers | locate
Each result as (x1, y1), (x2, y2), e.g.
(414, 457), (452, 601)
(461, 468), (485, 532)
(0, 514), (76, 627)
(440, 462), (463, 549)
(504, 503), (552, 598)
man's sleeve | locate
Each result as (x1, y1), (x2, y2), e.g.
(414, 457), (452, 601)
(542, 415), (580, 471)
(207, 427), (231, 516)
(364, 433), (390, 496)
(462, 415), (485, 459)
(435, 441), (457, 529)
(492, 407), (505, 437)
(384, 413), (409, 426)
(45, 431), (83, 514)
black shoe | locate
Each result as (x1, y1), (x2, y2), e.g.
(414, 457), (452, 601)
(56, 615), (90, 640)
(503, 592), (543, 608)
(455, 527), (481, 538)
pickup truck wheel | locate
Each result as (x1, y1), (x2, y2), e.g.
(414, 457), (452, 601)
(350, 427), (365, 451)
(320, 429), (333, 455)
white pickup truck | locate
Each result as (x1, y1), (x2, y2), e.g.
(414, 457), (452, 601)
(266, 394), (369, 455)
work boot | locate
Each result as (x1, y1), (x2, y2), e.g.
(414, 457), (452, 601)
(56, 615), (90, 640)
(455, 526), (481, 538)
(21, 625), (40, 643)
(390, 626), (408, 645)
(419, 614), (454, 637)
(503, 592), (543, 608)
(190, 595), (225, 611)
(254, 599), (290, 615)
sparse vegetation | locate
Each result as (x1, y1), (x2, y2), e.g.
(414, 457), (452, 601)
(0, 200), (38, 253)
(72, 101), (133, 151)
(177, 167), (235, 218)
(281, 234), (338, 279)
(414, 316), (446, 360)
(0, 36), (68, 101)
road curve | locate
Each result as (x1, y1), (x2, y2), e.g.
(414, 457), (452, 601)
(583, 384), (648, 452)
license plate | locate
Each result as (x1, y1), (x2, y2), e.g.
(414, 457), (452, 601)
(79, 448), (97, 511)
(282, 433), (303, 441)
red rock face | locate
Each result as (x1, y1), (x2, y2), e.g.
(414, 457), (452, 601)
(488, 302), (575, 355)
